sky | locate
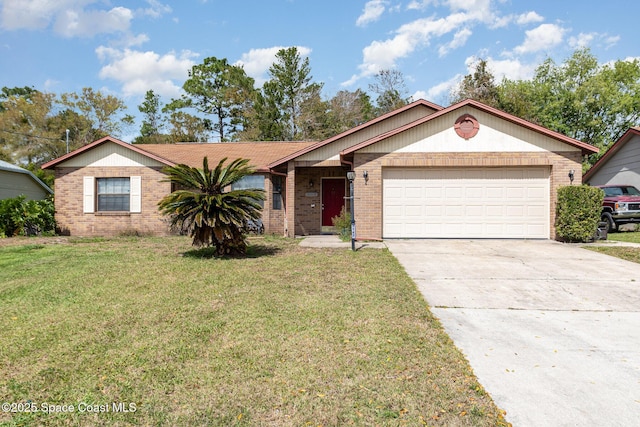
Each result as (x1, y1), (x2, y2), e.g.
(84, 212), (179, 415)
(0, 0), (638, 141)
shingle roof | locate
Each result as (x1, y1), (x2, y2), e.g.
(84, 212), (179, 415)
(41, 136), (315, 172)
(0, 159), (53, 194)
(139, 141), (315, 172)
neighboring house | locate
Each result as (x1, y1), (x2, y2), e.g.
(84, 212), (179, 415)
(43, 98), (598, 239)
(0, 159), (53, 200)
(583, 127), (640, 189)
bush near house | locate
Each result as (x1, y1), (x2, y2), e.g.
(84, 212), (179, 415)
(0, 195), (56, 237)
(555, 185), (604, 243)
(331, 207), (352, 241)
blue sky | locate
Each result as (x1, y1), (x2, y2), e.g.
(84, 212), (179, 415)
(0, 0), (637, 140)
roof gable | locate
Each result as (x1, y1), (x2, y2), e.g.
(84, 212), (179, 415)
(583, 127), (640, 182)
(341, 99), (599, 156)
(42, 136), (174, 170)
(268, 99), (443, 168)
(42, 136), (315, 173)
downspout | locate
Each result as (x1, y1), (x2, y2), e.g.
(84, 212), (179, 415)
(340, 155), (354, 171)
(270, 169), (289, 236)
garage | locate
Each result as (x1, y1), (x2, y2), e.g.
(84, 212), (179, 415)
(383, 167), (550, 238)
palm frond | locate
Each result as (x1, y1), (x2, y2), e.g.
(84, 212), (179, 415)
(158, 156), (266, 254)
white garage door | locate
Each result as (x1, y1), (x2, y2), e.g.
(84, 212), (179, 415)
(383, 167), (550, 238)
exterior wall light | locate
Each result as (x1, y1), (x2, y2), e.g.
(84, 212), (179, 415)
(568, 170), (575, 184)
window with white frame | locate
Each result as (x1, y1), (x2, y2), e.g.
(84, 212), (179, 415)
(97, 178), (130, 211)
(83, 176), (141, 213)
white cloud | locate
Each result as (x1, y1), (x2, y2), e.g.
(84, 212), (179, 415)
(516, 11), (544, 25)
(55, 6), (133, 38)
(488, 9), (545, 30)
(0, 0), (77, 30)
(139, 0), (172, 19)
(345, 12), (471, 86)
(96, 47), (198, 98)
(439, 28), (472, 56)
(447, 0), (493, 22)
(407, 0), (437, 11)
(604, 35), (621, 49)
(0, 0), (137, 37)
(356, 0), (387, 27)
(513, 23), (566, 55)
(120, 33), (151, 48)
(234, 46), (312, 87)
(426, 73), (462, 100)
(569, 32), (621, 51)
(0, 0), (168, 38)
(464, 55), (535, 82)
(43, 78), (60, 91)
(412, 89), (429, 100)
(569, 32), (596, 49)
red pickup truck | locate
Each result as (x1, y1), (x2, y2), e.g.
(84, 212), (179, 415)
(597, 185), (640, 232)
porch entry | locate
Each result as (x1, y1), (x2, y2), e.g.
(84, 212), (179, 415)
(321, 178), (346, 227)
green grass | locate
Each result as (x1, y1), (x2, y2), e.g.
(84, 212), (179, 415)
(607, 230), (640, 244)
(586, 231), (640, 264)
(0, 236), (508, 426)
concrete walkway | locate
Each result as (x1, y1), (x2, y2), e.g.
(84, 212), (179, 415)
(298, 234), (387, 249)
(385, 239), (640, 427)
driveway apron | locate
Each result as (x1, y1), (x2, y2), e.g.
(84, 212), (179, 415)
(386, 239), (640, 426)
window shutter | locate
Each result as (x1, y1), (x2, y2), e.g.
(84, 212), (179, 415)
(83, 176), (94, 213)
(130, 176), (141, 213)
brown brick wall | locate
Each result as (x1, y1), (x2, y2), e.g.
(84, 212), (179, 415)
(54, 166), (172, 236)
(292, 166), (349, 236)
(55, 167), (288, 237)
(263, 174), (286, 235)
(352, 151), (583, 240)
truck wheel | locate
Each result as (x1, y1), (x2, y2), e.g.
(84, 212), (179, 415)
(601, 212), (616, 232)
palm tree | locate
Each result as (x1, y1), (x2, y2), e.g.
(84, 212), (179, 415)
(158, 157), (265, 256)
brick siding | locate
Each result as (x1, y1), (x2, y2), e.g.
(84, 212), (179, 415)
(54, 167), (286, 237)
(54, 166), (171, 236)
(291, 166), (349, 236)
(351, 151), (582, 240)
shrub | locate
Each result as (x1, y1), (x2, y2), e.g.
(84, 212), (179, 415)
(0, 195), (56, 237)
(555, 185), (604, 243)
(331, 206), (352, 242)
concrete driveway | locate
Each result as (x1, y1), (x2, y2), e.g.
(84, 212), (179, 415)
(385, 239), (640, 427)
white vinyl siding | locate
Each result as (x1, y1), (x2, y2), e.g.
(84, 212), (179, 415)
(83, 176), (95, 213)
(383, 167), (550, 239)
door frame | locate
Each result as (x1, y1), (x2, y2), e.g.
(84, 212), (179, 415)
(321, 177), (346, 229)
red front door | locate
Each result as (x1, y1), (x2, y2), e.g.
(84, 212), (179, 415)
(322, 178), (346, 227)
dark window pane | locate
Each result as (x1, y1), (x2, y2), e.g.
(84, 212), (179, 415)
(272, 176), (282, 210)
(97, 178), (130, 211)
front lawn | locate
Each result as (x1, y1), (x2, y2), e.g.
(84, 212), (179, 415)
(607, 230), (640, 244)
(586, 230), (640, 263)
(0, 236), (507, 426)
